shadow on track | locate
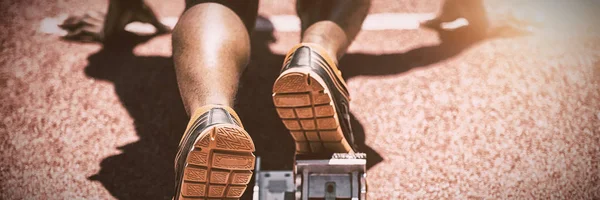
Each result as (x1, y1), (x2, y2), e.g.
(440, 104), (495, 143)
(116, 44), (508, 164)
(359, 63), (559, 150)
(342, 21), (530, 79)
(343, 26), (488, 79)
(84, 33), (185, 200)
(78, 16), (507, 199)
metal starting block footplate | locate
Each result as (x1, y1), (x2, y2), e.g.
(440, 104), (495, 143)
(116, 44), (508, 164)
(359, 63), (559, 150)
(254, 153), (367, 200)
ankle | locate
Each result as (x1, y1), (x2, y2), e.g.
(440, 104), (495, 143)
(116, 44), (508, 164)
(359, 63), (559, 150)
(299, 42), (340, 63)
(300, 23), (347, 62)
(186, 96), (234, 116)
(189, 104), (234, 118)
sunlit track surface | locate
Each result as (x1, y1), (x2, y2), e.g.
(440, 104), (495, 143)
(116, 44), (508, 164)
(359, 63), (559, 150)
(1, 0), (600, 199)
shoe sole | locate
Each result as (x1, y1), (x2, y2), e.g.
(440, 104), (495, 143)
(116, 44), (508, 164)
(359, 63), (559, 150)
(177, 124), (255, 199)
(273, 68), (352, 154)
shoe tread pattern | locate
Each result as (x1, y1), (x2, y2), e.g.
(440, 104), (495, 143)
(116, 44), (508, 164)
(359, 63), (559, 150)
(273, 72), (352, 154)
(179, 125), (255, 199)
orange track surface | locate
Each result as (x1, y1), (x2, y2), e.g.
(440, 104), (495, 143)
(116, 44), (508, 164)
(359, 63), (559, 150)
(1, 0), (599, 199)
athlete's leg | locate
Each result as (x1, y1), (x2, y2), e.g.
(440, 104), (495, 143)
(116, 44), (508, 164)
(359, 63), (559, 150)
(272, 0), (370, 154)
(297, 0), (371, 62)
(171, 1), (258, 199)
(173, 0), (258, 114)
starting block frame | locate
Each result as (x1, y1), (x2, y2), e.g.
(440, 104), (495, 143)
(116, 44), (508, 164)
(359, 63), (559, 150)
(253, 153), (368, 200)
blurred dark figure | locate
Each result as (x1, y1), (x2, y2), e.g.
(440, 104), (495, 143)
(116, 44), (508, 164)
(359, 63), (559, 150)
(421, 0), (534, 40)
(59, 0), (170, 42)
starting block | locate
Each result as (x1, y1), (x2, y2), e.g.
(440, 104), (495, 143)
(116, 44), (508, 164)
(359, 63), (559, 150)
(253, 153), (367, 200)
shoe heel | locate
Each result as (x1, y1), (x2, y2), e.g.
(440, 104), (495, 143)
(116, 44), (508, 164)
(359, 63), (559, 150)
(179, 125), (255, 199)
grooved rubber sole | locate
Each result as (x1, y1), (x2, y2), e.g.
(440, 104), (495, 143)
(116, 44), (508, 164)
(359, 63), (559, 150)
(178, 125), (255, 199)
(272, 68), (352, 154)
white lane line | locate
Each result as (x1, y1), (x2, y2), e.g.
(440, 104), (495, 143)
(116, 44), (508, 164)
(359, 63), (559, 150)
(440, 18), (469, 29)
(362, 13), (436, 30)
(40, 12), (444, 36)
(39, 15), (69, 36)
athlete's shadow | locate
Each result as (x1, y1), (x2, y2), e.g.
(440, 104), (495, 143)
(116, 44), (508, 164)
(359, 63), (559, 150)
(84, 33), (185, 200)
(342, 21), (530, 79)
(80, 16), (498, 199)
(343, 26), (491, 79)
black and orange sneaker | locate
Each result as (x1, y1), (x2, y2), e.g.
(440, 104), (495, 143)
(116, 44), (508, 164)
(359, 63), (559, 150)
(174, 105), (255, 199)
(272, 43), (356, 154)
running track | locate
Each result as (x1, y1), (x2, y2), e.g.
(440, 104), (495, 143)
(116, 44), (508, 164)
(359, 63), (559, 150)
(1, 0), (599, 199)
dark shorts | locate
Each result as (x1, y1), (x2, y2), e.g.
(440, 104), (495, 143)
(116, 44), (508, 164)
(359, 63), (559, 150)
(185, 0), (260, 31)
(183, 0), (341, 33)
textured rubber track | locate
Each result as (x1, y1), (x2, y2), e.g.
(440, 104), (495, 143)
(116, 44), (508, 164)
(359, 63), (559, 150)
(178, 125), (255, 199)
(273, 69), (352, 154)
